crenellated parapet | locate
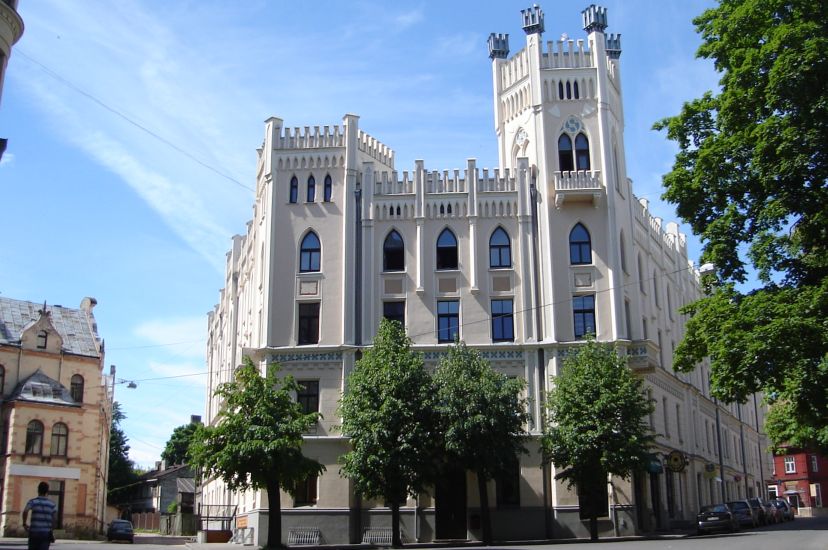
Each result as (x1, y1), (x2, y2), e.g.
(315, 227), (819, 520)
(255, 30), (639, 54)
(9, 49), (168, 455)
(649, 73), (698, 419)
(521, 5), (544, 35)
(633, 196), (690, 264)
(582, 4), (608, 33)
(357, 130), (395, 168)
(488, 33), (510, 60)
(605, 33), (622, 59)
(271, 124), (346, 150)
(541, 38), (593, 69)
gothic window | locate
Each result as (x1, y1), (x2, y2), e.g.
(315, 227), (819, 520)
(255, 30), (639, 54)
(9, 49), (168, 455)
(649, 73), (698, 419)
(569, 223), (592, 265)
(323, 175), (332, 202)
(299, 232), (321, 272)
(289, 176), (298, 203)
(620, 231), (628, 274)
(383, 230), (405, 272)
(0, 365), (4, 395)
(573, 81), (580, 99)
(306, 175), (316, 202)
(70, 374), (84, 403)
(575, 133), (591, 170)
(558, 134), (574, 172)
(436, 229), (458, 270)
(25, 420), (44, 455)
(51, 422), (68, 457)
(489, 228), (511, 268)
(558, 81), (564, 100)
(566, 81), (572, 99)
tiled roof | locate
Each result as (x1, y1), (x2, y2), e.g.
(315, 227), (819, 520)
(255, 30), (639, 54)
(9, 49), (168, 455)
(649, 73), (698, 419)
(0, 297), (101, 357)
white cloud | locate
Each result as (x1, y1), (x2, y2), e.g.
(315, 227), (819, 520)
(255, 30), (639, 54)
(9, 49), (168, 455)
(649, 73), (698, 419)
(395, 9), (424, 28)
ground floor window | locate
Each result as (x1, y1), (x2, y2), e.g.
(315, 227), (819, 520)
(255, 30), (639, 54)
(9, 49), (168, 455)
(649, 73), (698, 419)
(578, 475), (608, 519)
(293, 475), (318, 506)
(495, 456), (521, 508)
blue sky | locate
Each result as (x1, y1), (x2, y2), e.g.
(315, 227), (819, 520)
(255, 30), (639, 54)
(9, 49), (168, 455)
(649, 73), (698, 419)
(0, 0), (718, 468)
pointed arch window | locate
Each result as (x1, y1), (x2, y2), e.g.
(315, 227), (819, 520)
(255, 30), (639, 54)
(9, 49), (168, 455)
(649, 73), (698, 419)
(289, 176), (298, 203)
(575, 133), (590, 170)
(0, 365), (4, 395)
(306, 175), (316, 202)
(70, 374), (84, 403)
(51, 422), (68, 457)
(323, 175), (332, 202)
(383, 230), (405, 272)
(300, 232), (321, 272)
(489, 228), (512, 268)
(558, 134), (574, 172)
(569, 223), (592, 265)
(436, 229), (458, 270)
(25, 420), (43, 455)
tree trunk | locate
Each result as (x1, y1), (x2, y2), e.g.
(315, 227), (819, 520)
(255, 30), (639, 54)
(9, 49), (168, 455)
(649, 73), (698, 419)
(391, 503), (402, 548)
(477, 473), (492, 545)
(266, 478), (283, 548)
(589, 513), (598, 541)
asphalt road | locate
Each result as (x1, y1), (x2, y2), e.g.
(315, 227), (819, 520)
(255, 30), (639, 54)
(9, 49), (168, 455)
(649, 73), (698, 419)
(0, 517), (824, 550)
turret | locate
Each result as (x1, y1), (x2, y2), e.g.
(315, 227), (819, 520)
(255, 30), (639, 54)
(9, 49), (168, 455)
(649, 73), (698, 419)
(581, 4), (608, 33)
(521, 5), (545, 35)
(487, 33), (509, 60)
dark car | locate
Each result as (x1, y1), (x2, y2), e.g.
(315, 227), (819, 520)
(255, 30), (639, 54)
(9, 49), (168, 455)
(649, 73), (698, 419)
(762, 499), (780, 524)
(107, 519), (134, 543)
(771, 498), (794, 521)
(697, 503), (739, 535)
(727, 499), (759, 527)
(747, 497), (768, 525)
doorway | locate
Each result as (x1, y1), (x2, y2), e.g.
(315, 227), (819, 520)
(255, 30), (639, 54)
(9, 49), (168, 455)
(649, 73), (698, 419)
(47, 480), (65, 529)
(435, 468), (467, 540)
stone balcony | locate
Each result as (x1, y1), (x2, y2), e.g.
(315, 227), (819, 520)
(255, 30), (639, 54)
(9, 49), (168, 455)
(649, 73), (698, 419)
(552, 170), (602, 208)
(623, 339), (660, 373)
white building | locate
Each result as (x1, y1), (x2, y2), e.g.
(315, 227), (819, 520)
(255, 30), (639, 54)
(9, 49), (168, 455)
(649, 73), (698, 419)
(202, 4), (770, 544)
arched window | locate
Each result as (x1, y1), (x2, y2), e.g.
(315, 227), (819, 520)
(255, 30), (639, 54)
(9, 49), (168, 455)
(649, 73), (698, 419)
(653, 270), (660, 307)
(0, 365), (5, 395)
(575, 133), (590, 170)
(620, 231), (628, 274)
(289, 176), (298, 203)
(299, 232), (321, 272)
(323, 175), (332, 202)
(51, 422), (68, 457)
(558, 81), (564, 100)
(436, 229), (458, 270)
(638, 255), (646, 293)
(306, 175), (316, 202)
(573, 81), (580, 99)
(70, 374), (84, 403)
(383, 230), (405, 272)
(558, 134), (574, 172)
(25, 420), (44, 455)
(566, 81), (572, 99)
(569, 223), (592, 265)
(489, 228), (511, 268)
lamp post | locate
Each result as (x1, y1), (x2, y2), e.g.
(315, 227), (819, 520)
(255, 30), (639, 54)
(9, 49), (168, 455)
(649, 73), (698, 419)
(699, 263), (728, 502)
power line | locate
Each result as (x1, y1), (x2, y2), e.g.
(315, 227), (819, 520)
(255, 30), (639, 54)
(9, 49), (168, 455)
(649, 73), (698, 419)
(16, 49), (255, 193)
(108, 340), (203, 351)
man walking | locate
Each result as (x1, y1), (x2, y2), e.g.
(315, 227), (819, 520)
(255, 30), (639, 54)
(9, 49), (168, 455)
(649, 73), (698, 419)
(22, 482), (56, 550)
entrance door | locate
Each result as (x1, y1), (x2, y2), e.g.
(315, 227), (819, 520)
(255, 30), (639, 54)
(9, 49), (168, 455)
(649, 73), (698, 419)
(48, 480), (65, 529)
(649, 472), (662, 529)
(435, 468), (467, 540)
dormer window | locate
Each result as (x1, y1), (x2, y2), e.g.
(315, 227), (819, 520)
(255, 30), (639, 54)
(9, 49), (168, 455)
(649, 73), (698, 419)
(36, 330), (48, 349)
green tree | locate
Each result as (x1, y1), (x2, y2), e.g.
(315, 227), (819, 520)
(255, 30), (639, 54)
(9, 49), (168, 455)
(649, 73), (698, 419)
(654, 0), (828, 451)
(433, 341), (528, 546)
(542, 339), (653, 541)
(189, 357), (323, 549)
(161, 422), (199, 466)
(108, 402), (138, 503)
(339, 319), (437, 548)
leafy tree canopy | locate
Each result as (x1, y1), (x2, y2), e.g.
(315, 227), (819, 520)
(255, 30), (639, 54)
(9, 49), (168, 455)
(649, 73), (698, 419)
(433, 340), (528, 545)
(189, 357), (323, 548)
(161, 422), (199, 466)
(654, 0), (828, 451)
(108, 402), (138, 502)
(542, 339), (653, 539)
(339, 319), (437, 548)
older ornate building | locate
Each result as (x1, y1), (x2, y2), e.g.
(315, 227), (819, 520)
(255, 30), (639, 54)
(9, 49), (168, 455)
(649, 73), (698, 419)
(0, 297), (112, 535)
(202, 4), (770, 544)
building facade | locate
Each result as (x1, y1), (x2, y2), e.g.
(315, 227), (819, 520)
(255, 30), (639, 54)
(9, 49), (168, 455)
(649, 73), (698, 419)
(769, 449), (828, 517)
(202, 4), (770, 544)
(0, 0), (24, 159)
(0, 297), (112, 536)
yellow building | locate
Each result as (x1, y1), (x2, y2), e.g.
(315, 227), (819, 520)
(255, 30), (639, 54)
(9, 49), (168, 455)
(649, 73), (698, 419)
(0, 297), (112, 536)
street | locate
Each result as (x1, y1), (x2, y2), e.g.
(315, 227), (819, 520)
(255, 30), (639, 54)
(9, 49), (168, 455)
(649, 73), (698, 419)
(0, 517), (824, 550)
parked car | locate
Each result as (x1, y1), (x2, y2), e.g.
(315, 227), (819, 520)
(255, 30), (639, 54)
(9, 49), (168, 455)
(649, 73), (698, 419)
(748, 497), (768, 525)
(697, 503), (740, 535)
(762, 499), (781, 524)
(727, 499), (759, 527)
(771, 498), (795, 521)
(106, 519), (134, 543)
